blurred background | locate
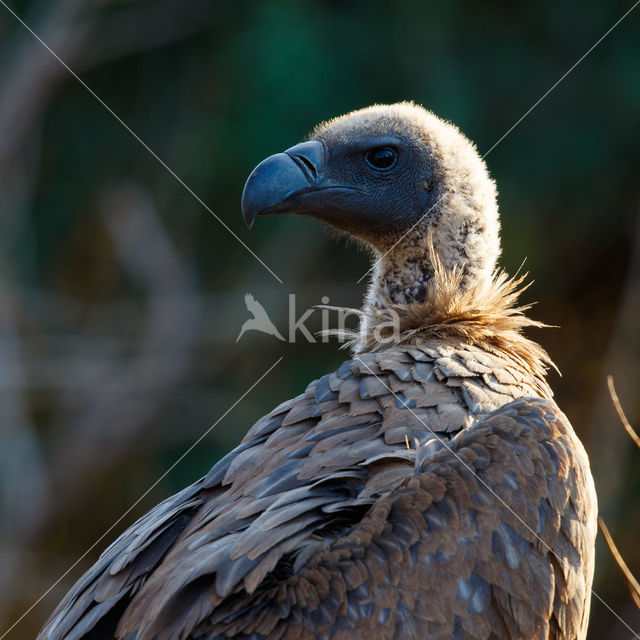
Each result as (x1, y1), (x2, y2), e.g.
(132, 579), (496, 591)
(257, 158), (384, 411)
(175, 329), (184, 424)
(0, 0), (639, 637)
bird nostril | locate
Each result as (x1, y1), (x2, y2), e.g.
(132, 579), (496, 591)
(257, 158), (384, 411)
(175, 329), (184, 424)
(290, 153), (318, 181)
(283, 140), (325, 183)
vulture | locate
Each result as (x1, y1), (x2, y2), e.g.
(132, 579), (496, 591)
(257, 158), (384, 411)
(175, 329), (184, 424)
(39, 103), (597, 640)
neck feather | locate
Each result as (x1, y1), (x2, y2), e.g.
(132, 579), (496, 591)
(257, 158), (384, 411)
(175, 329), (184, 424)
(350, 248), (555, 391)
(366, 252), (435, 306)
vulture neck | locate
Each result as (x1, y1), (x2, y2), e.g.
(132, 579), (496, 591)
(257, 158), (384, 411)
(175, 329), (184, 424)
(366, 250), (435, 307)
(356, 246), (555, 385)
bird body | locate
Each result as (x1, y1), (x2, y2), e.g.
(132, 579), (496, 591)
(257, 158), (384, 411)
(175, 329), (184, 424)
(40, 103), (597, 640)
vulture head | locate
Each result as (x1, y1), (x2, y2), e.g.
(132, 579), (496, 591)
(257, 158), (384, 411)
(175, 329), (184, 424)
(242, 102), (500, 305)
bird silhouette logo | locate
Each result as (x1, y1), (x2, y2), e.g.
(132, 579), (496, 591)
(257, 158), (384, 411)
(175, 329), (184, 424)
(236, 293), (285, 342)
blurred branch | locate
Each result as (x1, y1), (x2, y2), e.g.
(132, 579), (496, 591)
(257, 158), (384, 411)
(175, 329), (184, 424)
(43, 182), (202, 521)
(0, 0), (89, 166)
(0, 277), (49, 531)
(0, 73), (49, 622)
(79, 0), (215, 70)
(0, 0), (214, 166)
(0, 272), (50, 624)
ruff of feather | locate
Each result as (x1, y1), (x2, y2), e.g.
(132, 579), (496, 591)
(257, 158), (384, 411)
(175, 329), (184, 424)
(323, 250), (556, 385)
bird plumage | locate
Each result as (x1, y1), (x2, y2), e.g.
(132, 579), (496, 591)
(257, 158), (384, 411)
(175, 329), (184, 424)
(39, 102), (597, 640)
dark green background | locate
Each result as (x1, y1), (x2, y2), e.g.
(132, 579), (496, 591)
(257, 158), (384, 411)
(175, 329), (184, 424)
(0, 1), (639, 637)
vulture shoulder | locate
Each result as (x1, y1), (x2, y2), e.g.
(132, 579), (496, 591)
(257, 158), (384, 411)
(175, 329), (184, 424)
(39, 344), (596, 640)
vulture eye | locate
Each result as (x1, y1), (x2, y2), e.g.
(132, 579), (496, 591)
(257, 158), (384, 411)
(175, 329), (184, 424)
(365, 146), (397, 171)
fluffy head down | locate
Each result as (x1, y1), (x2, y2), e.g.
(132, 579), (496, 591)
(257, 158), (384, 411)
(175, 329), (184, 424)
(310, 105), (553, 380)
(311, 102), (501, 302)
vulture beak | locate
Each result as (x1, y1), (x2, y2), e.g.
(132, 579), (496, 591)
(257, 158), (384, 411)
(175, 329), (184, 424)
(242, 140), (327, 228)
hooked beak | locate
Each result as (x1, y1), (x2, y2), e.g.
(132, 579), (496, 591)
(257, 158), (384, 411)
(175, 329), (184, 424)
(241, 140), (327, 229)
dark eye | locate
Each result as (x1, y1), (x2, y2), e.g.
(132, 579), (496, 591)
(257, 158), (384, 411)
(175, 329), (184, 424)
(365, 146), (397, 170)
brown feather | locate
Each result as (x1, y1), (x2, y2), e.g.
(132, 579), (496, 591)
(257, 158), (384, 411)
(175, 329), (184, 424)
(323, 244), (555, 392)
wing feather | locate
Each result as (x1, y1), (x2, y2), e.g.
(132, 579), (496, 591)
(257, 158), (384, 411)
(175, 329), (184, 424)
(38, 345), (595, 640)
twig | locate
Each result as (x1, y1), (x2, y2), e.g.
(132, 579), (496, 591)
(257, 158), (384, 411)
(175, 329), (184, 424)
(600, 374), (640, 612)
(598, 516), (640, 609)
(607, 375), (640, 449)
